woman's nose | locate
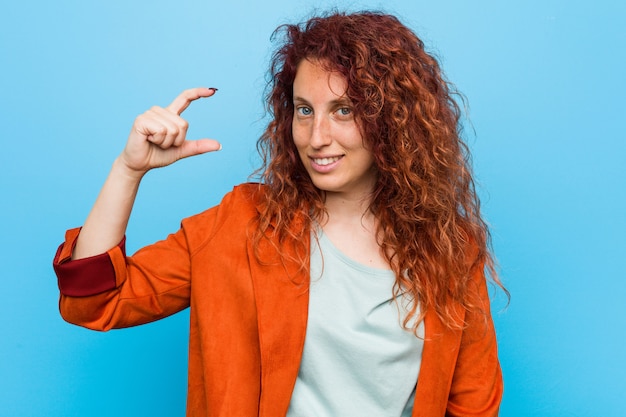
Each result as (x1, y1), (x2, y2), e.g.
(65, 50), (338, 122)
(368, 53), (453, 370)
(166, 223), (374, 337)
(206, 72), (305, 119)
(309, 116), (331, 148)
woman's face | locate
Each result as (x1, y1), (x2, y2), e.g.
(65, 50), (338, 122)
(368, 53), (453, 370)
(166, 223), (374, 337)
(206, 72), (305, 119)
(291, 59), (377, 200)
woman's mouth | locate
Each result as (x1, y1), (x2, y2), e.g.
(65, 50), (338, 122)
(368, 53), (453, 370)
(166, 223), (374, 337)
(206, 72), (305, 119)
(310, 155), (343, 173)
(312, 156), (341, 166)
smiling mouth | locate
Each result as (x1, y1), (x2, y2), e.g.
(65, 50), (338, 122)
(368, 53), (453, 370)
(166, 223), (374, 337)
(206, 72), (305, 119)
(312, 156), (342, 166)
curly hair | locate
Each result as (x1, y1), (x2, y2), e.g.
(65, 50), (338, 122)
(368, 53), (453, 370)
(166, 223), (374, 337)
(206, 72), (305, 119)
(255, 11), (506, 331)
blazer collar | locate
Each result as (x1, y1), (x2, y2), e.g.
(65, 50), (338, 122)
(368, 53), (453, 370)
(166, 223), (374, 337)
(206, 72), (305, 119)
(248, 215), (310, 416)
(411, 306), (464, 416)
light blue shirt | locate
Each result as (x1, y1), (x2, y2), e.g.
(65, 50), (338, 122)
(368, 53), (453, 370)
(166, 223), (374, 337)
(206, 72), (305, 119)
(287, 228), (424, 417)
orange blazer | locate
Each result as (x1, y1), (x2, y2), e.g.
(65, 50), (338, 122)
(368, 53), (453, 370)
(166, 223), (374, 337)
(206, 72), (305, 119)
(54, 184), (503, 416)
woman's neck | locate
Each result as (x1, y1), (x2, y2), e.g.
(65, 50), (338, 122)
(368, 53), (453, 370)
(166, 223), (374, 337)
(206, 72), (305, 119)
(322, 190), (374, 226)
(318, 191), (390, 269)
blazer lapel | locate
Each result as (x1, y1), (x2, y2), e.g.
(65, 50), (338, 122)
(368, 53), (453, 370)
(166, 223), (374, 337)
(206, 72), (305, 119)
(248, 218), (310, 417)
(412, 307), (464, 416)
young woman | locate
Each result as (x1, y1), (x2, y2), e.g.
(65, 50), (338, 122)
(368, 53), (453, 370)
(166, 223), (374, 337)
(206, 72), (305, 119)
(54, 11), (505, 417)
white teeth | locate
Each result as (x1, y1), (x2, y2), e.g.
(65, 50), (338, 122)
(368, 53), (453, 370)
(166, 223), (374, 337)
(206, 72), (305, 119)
(313, 156), (340, 166)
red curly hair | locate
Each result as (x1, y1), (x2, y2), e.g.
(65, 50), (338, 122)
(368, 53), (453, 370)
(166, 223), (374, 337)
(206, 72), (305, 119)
(255, 11), (506, 331)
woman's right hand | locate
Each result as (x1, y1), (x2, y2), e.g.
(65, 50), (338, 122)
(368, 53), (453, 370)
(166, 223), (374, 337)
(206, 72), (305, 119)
(119, 87), (222, 176)
(71, 87), (221, 259)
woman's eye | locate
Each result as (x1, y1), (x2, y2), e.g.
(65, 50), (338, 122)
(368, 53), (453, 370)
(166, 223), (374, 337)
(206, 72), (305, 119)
(337, 107), (352, 116)
(296, 106), (312, 116)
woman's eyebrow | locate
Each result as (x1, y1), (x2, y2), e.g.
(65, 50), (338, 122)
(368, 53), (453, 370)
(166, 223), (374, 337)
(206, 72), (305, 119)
(292, 96), (353, 106)
(332, 97), (353, 106)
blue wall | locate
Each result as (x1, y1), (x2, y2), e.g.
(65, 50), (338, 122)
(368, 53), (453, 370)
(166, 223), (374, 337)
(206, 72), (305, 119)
(1, 1), (624, 415)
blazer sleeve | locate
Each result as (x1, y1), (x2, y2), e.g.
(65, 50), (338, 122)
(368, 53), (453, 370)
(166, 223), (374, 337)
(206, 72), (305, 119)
(53, 222), (197, 331)
(52, 185), (260, 331)
(445, 266), (504, 417)
(51, 183), (248, 331)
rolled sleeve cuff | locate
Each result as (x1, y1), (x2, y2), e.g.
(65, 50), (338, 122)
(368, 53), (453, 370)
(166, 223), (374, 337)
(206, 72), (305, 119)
(52, 228), (126, 297)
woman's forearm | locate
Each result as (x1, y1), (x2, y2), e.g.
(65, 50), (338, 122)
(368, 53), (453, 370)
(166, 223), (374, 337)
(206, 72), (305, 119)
(72, 157), (144, 259)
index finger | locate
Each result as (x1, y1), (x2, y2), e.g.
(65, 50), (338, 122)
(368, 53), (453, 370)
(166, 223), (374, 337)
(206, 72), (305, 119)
(166, 87), (217, 115)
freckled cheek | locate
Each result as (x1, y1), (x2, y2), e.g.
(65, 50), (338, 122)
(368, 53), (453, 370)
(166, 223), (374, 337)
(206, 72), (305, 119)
(291, 124), (308, 150)
(340, 128), (366, 151)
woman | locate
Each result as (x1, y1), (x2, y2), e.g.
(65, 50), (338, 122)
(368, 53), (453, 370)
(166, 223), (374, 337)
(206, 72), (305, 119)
(54, 11), (505, 417)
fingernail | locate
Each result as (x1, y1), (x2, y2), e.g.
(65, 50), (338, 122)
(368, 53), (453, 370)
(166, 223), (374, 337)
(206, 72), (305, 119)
(209, 87), (219, 92)
(218, 143), (223, 151)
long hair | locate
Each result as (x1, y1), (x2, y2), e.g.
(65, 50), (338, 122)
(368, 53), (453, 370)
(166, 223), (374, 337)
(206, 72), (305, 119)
(255, 11), (506, 331)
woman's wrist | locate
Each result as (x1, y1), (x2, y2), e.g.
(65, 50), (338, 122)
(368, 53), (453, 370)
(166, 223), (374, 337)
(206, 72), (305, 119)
(112, 155), (147, 184)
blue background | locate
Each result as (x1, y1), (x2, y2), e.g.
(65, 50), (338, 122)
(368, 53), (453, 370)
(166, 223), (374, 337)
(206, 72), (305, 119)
(1, 0), (624, 416)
